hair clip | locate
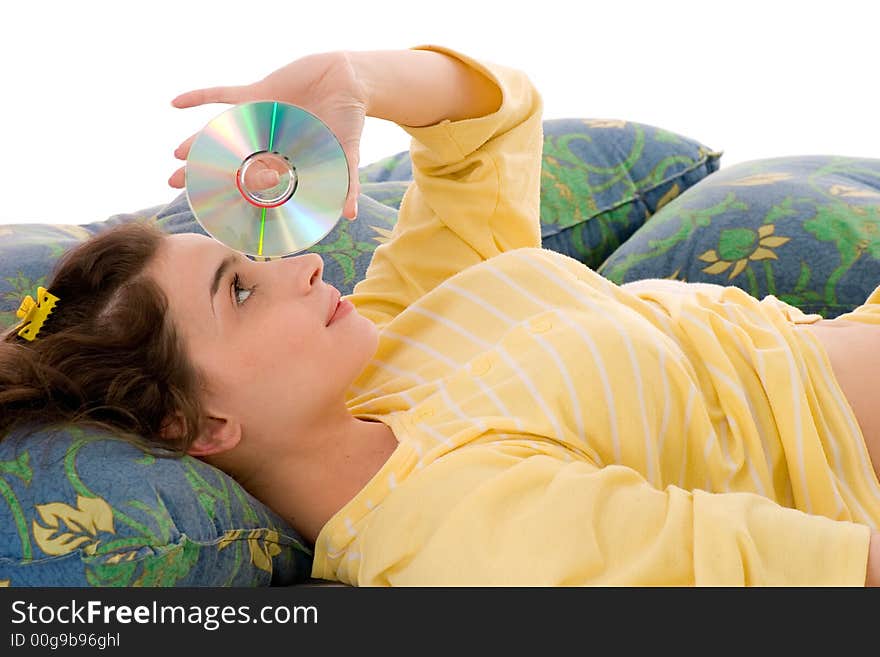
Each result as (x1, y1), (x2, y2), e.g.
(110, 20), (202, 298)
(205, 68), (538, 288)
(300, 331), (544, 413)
(16, 287), (60, 342)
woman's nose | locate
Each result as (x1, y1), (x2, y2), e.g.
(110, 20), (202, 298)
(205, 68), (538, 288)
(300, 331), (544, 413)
(284, 252), (324, 293)
(306, 253), (324, 288)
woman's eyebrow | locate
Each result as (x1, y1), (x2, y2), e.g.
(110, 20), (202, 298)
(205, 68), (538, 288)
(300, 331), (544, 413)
(209, 254), (238, 317)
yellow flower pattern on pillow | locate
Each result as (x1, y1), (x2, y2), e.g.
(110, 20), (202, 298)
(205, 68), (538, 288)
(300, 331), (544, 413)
(698, 224), (791, 280)
(0, 427), (312, 586)
(600, 155), (880, 319)
(32, 495), (114, 556)
(218, 529), (283, 574)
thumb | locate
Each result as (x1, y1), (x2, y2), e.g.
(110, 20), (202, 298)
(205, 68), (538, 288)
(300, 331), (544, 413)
(341, 143), (361, 221)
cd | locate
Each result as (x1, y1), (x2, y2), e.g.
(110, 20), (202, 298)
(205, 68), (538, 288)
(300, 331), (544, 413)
(184, 101), (349, 258)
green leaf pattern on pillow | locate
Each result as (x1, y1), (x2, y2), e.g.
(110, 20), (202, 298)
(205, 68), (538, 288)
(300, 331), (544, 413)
(0, 426), (312, 587)
(599, 156), (880, 318)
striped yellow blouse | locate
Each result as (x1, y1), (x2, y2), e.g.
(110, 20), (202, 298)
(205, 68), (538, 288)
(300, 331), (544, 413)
(311, 45), (878, 586)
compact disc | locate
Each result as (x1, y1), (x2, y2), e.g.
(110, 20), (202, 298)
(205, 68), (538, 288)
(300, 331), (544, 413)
(185, 101), (349, 257)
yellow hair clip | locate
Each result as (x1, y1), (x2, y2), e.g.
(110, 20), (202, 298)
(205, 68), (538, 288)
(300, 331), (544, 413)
(16, 287), (60, 342)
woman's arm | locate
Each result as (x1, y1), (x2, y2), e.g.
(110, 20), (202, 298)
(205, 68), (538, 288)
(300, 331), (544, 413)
(351, 49), (502, 127)
(169, 48), (501, 218)
(332, 448), (873, 586)
(346, 46), (544, 327)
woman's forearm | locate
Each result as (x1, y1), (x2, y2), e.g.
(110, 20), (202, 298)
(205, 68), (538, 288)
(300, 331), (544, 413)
(348, 49), (503, 127)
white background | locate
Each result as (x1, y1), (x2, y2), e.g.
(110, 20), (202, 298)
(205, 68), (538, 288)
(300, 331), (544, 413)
(0, 0), (877, 225)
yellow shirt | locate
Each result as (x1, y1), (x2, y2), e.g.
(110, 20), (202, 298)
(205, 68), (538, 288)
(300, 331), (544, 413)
(311, 45), (878, 586)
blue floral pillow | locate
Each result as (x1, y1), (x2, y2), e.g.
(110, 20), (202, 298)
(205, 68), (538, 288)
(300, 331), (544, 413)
(0, 426), (312, 587)
(599, 155), (880, 318)
(0, 117), (719, 586)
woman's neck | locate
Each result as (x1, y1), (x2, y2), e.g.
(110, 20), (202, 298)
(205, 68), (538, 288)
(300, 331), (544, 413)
(245, 415), (398, 544)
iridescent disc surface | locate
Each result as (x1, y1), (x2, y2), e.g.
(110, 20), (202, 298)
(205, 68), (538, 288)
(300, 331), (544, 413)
(185, 101), (349, 257)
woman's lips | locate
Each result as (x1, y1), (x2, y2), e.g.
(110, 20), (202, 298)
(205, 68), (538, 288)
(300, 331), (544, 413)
(326, 288), (341, 326)
(328, 298), (353, 325)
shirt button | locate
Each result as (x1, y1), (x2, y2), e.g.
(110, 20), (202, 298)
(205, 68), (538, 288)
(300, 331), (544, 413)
(416, 408), (434, 421)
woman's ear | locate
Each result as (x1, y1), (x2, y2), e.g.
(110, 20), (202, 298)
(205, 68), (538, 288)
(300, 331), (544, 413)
(186, 415), (243, 457)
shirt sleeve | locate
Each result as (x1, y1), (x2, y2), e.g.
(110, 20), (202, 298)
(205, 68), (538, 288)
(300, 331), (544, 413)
(347, 45), (544, 328)
(354, 445), (870, 586)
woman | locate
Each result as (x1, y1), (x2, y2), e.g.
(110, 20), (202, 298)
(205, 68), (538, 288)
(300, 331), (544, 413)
(3, 45), (880, 586)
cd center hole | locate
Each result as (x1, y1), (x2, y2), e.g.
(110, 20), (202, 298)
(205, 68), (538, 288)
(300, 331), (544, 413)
(237, 151), (297, 208)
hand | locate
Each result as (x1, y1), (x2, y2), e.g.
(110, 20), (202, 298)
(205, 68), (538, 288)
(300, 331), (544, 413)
(168, 51), (367, 221)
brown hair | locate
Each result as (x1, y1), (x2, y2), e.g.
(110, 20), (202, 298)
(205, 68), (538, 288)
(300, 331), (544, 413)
(0, 221), (204, 451)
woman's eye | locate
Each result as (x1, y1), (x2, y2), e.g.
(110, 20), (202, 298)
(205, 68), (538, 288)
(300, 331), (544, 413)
(232, 273), (255, 306)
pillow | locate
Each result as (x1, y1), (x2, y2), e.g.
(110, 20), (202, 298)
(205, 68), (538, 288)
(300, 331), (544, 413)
(0, 425), (312, 587)
(598, 155), (880, 318)
(0, 117), (718, 585)
(360, 117), (721, 269)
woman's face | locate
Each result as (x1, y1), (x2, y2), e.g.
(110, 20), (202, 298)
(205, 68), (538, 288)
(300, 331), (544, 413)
(146, 233), (378, 453)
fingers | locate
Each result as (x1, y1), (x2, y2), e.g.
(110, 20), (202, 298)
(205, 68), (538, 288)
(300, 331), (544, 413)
(173, 133), (199, 161)
(342, 194), (358, 221)
(242, 161), (281, 191)
(254, 169), (280, 189)
(171, 85), (250, 109)
(169, 133), (197, 188)
(169, 83), (254, 188)
(169, 165), (278, 191)
(168, 166), (185, 189)
(342, 175), (360, 221)
(342, 145), (360, 221)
